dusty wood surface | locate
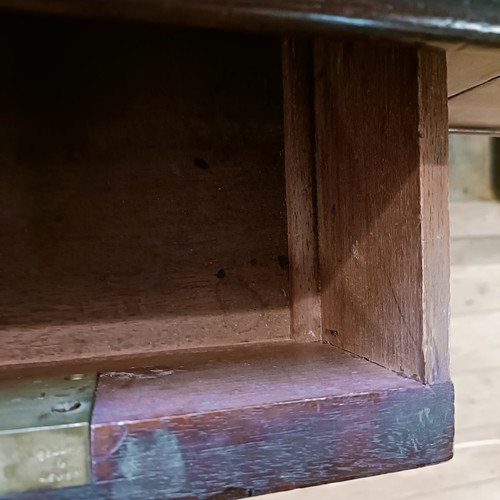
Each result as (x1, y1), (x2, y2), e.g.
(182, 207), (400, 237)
(314, 40), (449, 383)
(6, 344), (454, 499)
(0, 341), (295, 380)
(282, 38), (321, 342)
(2, 0), (500, 45)
(0, 18), (290, 368)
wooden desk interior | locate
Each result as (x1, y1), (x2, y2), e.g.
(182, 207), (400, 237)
(0, 5), (469, 498)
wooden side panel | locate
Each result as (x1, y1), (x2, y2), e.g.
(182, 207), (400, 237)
(314, 41), (450, 383)
(418, 49), (451, 383)
(282, 38), (321, 341)
(0, 17), (289, 367)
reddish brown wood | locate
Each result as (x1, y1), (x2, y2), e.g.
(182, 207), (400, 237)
(0, 15), (455, 498)
(282, 38), (321, 341)
(314, 40), (450, 383)
(87, 344), (453, 499)
(0, 18), (290, 368)
(2, 344), (455, 499)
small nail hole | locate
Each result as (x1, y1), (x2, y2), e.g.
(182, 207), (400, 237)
(277, 255), (289, 269)
(216, 268), (225, 279)
(194, 158), (210, 170)
(51, 401), (81, 413)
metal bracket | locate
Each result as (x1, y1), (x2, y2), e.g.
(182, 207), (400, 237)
(0, 373), (96, 495)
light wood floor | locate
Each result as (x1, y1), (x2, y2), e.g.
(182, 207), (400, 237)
(264, 200), (500, 500)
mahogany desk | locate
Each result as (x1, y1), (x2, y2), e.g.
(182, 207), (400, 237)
(1, 1), (499, 498)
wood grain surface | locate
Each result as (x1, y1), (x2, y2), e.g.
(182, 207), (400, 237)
(2, 0), (500, 45)
(282, 38), (321, 342)
(417, 47), (451, 383)
(0, 17), (289, 368)
(5, 344), (454, 499)
(314, 40), (450, 383)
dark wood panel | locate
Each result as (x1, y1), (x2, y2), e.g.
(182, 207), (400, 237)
(8, 344), (451, 500)
(2, 0), (500, 44)
(314, 40), (450, 383)
(282, 38), (321, 341)
(0, 17), (290, 368)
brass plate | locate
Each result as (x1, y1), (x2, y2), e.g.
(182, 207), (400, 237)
(0, 373), (96, 494)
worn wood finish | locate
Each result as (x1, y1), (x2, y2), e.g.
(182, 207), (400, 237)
(7, 378), (454, 499)
(4, 344), (452, 500)
(282, 38), (321, 342)
(2, 0), (500, 45)
(0, 17), (289, 368)
(314, 41), (450, 383)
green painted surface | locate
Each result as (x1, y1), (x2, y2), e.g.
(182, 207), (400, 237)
(0, 374), (96, 494)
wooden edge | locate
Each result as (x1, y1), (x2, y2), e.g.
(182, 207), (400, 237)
(90, 383), (454, 499)
(1, 0), (500, 45)
(282, 37), (322, 342)
(4, 344), (454, 498)
(418, 45), (451, 384)
(313, 39), (450, 384)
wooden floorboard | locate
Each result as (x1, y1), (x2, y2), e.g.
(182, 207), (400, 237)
(451, 264), (500, 315)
